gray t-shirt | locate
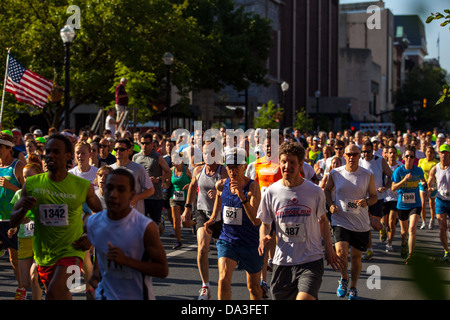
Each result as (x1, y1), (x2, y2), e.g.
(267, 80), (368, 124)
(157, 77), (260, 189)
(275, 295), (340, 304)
(133, 151), (163, 200)
(111, 161), (153, 214)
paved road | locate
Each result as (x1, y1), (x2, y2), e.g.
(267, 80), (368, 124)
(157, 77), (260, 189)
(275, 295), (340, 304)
(0, 209), (449, 301)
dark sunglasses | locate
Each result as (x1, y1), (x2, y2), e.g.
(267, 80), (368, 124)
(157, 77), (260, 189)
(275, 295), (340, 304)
(404, 155), (414, 159)
(140, 142), (152, 145)
(114, 147), (128, 152)
(345, 153), (359, 157)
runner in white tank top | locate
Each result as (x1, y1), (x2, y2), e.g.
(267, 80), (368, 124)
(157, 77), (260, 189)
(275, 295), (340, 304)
(359, 140), (392, 260)
(427, 144), (450, 261)
(324, 144), (378, 300)
(86, 168), (168, 300)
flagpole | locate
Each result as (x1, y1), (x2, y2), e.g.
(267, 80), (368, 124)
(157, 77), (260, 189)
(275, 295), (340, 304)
(437, 32), (440, 65)
(0, 48), (11, 131)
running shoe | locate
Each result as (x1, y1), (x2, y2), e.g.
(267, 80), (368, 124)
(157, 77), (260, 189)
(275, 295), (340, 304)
(172, 242), (182, 250)
(336, 278), (348, 297)
(428, 219), (435, 230)
(420, 222), (426, 230)
(385, 244), (393, 252)
(363, 249), (374, 260)
(198, 286), (211, 300)
(260, 281), (269, 299)
(14, 288), (27, 300)
(442, 251), (449, 263)
(348, 288), (358, 300)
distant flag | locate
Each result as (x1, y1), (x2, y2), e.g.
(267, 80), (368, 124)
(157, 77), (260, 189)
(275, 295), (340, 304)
(4, 53), (53, 109)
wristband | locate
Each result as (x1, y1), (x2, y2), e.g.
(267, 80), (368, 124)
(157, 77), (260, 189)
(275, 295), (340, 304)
(184, 204), (192, 209)
(241, 198), (249, 205)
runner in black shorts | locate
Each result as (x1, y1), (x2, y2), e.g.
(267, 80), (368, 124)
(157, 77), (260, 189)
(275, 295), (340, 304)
(182, 142), (228, 300)
(391, 146), (426, 264)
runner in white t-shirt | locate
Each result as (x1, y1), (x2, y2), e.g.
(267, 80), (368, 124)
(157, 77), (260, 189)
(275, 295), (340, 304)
(258, 142), (342, 300)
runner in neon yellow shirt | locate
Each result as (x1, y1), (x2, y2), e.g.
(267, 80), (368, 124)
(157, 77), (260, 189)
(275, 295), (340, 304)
(418, 146), (439, 230)
(11, 134), (102, 300)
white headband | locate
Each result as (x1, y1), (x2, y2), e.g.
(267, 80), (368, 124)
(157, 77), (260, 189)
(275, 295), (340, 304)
(0, 139), (14, 147)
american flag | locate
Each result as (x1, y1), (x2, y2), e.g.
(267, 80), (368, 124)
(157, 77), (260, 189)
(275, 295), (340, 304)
(5, 54), (53, 109)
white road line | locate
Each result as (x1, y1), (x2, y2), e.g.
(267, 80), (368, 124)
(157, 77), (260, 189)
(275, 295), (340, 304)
(166, 243), (197, 258)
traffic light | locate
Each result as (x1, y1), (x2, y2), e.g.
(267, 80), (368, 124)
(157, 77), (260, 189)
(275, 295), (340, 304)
(423, 98), (427, 108)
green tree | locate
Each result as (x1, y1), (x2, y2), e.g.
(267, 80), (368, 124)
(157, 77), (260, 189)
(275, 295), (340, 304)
(294, 108), (314, 132)
(181, 0), (272, 92)
(254, 100), (282, 129)
(426, 9), (450, 106)
(0, 0), (272, 130)
(395, 61), (450, 129)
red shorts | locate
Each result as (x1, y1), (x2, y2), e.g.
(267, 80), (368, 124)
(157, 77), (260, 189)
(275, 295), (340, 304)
(37, 257), (83, 287)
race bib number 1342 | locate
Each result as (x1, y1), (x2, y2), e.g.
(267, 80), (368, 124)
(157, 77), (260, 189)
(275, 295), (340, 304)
(39, 204), (69, 226)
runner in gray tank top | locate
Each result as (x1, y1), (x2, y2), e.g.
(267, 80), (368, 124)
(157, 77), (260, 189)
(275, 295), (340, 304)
(182, 141), (228, 300)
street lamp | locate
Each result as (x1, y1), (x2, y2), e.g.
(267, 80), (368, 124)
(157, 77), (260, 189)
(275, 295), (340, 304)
(281, 81), (289, 94)
(280, 81), (290, 127)
(162, 52), (174, 133)
(315, 90), (320, 132)
(60, 25), (75, 130)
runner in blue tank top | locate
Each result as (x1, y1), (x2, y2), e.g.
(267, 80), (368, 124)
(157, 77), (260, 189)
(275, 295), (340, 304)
(205, 147), (263, 300)
(391, 145), (427, 264)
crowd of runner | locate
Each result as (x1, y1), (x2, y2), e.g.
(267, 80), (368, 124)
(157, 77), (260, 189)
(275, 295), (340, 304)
(0, 123), (449, 300)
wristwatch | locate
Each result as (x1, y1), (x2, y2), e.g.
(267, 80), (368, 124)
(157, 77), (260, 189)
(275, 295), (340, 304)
(184, 204), (192, 209)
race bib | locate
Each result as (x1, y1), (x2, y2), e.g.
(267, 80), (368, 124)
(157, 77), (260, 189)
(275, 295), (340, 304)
(22, 221), (35, 237)
(340, 199), (361, 214)
(223, 206), (243, 225)
(173, 190), (185, 201)
(402, 193), (415, 204)
(39, 204), (69, 226)
(280, 222), (305, 243)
